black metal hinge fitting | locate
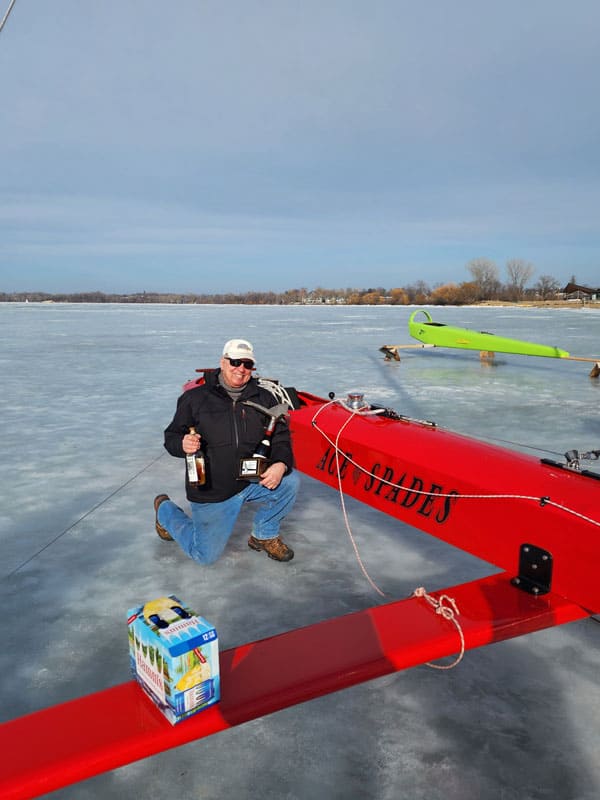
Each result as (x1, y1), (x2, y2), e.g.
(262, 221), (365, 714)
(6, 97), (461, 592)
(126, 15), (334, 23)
(511, 543), (553, 596)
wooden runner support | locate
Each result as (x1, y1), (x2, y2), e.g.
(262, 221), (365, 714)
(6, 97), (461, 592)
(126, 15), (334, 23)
(561, 356), (600, 378)
(381, 343), (600, 376)
(380, 344), (434, 361)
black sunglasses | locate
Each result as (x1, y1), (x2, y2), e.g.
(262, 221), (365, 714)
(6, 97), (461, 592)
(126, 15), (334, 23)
(227, 357), (255, 369)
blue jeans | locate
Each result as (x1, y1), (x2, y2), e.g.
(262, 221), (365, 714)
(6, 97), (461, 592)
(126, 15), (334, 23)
(157, 472), (300, 565)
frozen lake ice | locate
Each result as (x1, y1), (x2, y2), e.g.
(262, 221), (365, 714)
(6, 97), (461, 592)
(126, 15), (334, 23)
(1, 302), (600, 799)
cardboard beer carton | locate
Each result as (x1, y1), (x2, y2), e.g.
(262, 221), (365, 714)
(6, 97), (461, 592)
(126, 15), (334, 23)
(127, 595), (220, 724)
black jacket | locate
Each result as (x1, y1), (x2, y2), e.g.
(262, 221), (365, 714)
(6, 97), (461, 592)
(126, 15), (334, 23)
(163, 370), (295, 503)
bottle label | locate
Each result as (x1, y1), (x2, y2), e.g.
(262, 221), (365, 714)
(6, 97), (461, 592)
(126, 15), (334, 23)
(186, 454), (199, 483)
(238, 457), (270, 481)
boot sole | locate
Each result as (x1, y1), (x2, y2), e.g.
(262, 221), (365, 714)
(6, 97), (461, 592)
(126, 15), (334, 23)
(248, 539), (294, 562)
(154, 495), (173, 541)
(156, 524), (173, 541)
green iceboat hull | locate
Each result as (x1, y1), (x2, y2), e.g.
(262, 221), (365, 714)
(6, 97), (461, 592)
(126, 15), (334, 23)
(408, 310), (570, 359)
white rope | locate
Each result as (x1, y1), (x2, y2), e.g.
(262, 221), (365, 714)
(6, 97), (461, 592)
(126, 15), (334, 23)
(307, 399), (600, 671)
(257, 378), (295, 410)
(332, 408), (388, 598)
(413, 587), (465, 669)
(310, 402), (600, 530)
(311, 402), (466, 668)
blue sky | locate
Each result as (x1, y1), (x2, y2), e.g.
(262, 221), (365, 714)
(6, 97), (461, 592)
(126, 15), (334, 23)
(1, 1), (599, 294)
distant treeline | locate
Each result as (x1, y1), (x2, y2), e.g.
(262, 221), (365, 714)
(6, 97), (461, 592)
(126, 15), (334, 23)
(2, 260), (579, 305)
(1, 287), (434, 304)
(0, 281), (568, 307)
(2, 259), (576, 305)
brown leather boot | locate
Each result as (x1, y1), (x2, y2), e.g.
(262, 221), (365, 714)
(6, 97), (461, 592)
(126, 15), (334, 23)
(248, 535), (294, 562)
(154, 494), (173, 541)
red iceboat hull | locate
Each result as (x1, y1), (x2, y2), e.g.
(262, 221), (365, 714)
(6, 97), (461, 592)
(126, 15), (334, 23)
(289, 391), (600, 614)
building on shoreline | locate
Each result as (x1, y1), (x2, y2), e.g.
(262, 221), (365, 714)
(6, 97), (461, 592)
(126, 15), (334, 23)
(561, 282), (599, 302)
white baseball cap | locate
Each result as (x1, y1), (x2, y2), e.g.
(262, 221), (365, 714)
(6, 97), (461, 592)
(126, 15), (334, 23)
(222, 338), (255, 362)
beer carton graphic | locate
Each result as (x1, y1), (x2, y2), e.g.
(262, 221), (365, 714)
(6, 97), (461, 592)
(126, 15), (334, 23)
(127, 595), (220, 724)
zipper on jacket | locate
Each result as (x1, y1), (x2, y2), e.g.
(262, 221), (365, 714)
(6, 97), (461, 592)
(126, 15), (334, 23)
(232, 399), (239, 450)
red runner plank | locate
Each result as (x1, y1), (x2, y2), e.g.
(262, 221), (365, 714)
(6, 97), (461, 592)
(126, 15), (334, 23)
(0, 572), (587, 799)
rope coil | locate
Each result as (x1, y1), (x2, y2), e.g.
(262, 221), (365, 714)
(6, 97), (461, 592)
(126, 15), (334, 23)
(257, 378), (295, 410)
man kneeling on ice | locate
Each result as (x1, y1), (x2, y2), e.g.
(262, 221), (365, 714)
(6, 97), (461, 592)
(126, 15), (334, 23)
(154, 338), (298, 564)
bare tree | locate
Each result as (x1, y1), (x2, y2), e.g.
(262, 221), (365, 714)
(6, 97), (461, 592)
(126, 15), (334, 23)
(505, 259), (535, 301)
(466, 258), (500, 300)
(534, 274), (561, 300)
(404, 281), (431, 303)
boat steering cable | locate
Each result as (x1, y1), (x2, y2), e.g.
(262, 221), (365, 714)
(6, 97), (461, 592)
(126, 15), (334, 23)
(464, 433), (565, 459)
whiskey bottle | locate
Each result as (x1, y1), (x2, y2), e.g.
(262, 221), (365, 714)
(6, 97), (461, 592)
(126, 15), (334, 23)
(245, 421), (275, 478)
(185, 426), (206, 486)
(252, 434), (271, 462)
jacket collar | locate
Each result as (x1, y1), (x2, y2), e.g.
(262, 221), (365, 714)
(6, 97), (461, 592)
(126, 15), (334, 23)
(208, 368), (259, 400)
